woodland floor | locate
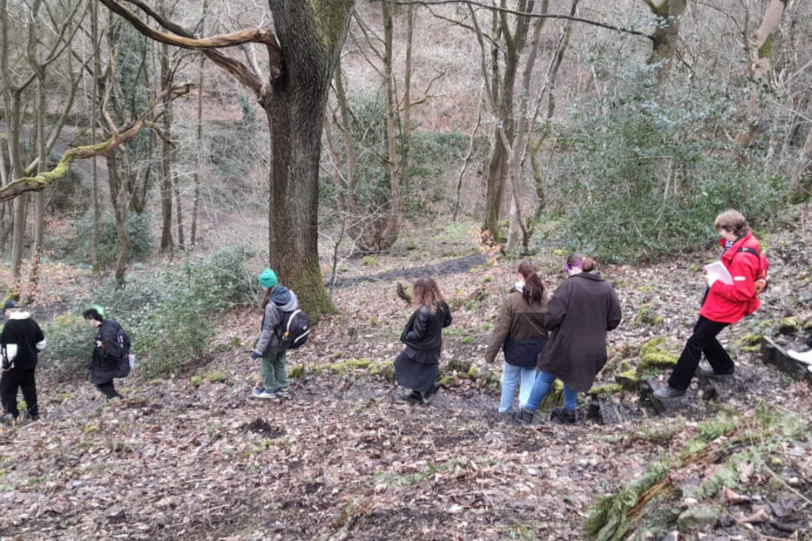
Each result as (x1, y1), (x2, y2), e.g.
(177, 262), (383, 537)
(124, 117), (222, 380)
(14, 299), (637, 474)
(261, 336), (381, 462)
(1, 216), (812, 540)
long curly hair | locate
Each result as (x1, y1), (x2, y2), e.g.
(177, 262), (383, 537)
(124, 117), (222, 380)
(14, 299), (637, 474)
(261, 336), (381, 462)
(412, 277), (445, 314)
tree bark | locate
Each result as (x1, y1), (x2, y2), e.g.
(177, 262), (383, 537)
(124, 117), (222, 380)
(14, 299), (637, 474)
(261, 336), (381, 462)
(159, 37), (174, 252)
(190, 0), (208, 248)
(92, 0), (101, 275)
(643, 0), (687, 82)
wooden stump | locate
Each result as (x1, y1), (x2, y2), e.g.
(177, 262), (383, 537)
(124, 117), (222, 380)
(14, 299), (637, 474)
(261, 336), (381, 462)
(640, 380), (693, 414)
(587, 399), (642, 425)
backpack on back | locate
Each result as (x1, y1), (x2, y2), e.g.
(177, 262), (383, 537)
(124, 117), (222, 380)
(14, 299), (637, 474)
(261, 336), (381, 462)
(111, 320), (133, 378)
(276, 309), (310, 349)
(737, 247), (770, 296)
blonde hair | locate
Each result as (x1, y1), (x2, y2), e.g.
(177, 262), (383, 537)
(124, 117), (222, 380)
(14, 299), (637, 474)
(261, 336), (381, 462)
(714, 210), (747, 237)
(412, 277), (445, 314)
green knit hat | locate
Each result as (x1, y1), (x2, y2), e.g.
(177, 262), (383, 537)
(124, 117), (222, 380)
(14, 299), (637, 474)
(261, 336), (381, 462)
(89, 304), (106, 320)
(259, 268), (278, 288)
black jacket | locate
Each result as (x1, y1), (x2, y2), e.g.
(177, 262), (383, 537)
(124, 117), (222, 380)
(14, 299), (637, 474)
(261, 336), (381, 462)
(400, 301), (453, 351)
(91, 320), (130, 385)
(0, 312), (46, 370)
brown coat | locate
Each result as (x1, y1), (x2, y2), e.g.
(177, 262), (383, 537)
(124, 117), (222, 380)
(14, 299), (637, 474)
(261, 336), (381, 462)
(538, 273), (622, 392)
(485, 290), (548, 366)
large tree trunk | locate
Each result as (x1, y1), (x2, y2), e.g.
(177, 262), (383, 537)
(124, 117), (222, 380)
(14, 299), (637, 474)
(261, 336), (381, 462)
(644, 0), (687, 82)
(263, 0), (352, 321)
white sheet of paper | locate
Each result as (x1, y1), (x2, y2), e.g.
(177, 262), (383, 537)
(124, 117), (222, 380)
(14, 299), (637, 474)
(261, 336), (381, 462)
(705, 260), (733, 286)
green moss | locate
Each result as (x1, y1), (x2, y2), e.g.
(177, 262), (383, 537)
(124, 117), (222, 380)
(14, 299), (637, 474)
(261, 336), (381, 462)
(328, 363), (347, 375)
(740, 333), (762, 346)
(369, 316), (379, 326)
(205, 371), (229, 384)
(777, 317), (799, 334)
(190, 376), (204, 388)
(635, 304), (662, 326)
(369, 361), (395, 382)
(615, 370), (640, 392)
(447, 359), (472, 374)
(590, 384), (622, 398)
(539, 380), (564, 412)
(332, 351), (343, 359)
(288, 365), (306, 379)
(461, 336), (473, 344)
(634, 285), (652, 293)
(688, 263), (701, 272)
(83, 425), (100, 435)
(741, 345), (760, 353)
(618, 360), (633, 373)
(467, 365), (479, 379)
(639, 352), (679, 371)
(346, 358), (371, 370)
(148, 378), (164, 385)
(804, 320), (812, 331)
(439, 375), (455, 386)
(362, 255), (378, 266)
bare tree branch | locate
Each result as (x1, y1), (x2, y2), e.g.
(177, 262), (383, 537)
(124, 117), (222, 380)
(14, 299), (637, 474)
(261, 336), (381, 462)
(0, 82), (192, 203)
(383, 0), (654, 41)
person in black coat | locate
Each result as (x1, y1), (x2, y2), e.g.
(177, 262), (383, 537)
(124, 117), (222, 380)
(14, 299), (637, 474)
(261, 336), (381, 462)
(395, 277), (453, 404)
(0, 300), (46, 423)
(516, 253), (622, 425)
(83, 305), (130, 400)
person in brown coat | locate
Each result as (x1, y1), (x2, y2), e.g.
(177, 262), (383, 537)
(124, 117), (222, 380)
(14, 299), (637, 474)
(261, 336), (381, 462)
(485, 260), (548, 413)
(516, 253), (622, 425)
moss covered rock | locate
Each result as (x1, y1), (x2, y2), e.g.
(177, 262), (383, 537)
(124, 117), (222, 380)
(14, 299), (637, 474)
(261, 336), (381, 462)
(777, 317), (800, 334)
(740, 333), (762, 346)
(205, 371), (229, 383)
(288, 365), (306, 379)
(190, 376), (204, 388)
(637, 338), (681, 374)
(447, 359), (473, 374)
(590, 384), (622, 399)
(676, 504), (720, 532)
(615, 370), (640, 391)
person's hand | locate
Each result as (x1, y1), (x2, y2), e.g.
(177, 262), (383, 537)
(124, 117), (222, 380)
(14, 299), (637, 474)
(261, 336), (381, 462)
(250, 352), (261, 360)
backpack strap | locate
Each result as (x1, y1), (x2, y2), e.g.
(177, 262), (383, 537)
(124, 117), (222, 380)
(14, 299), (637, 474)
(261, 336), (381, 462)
(736, 246), (760, 258)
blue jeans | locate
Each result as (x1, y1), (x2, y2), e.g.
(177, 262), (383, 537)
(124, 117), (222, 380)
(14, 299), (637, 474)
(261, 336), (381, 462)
(526, 370), (577, 412)
(499, 363), (536, 413)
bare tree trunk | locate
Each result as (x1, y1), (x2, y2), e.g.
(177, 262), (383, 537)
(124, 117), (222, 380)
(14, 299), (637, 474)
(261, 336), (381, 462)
(789, 124), (812, 198)
(160, 39), (174, 252)
(91, 0), (100, 274)
(27, 77), (47, 303)
(735, 0), (788, 156)
(174, 168), (184, 250)
(643, 0), (687, 82)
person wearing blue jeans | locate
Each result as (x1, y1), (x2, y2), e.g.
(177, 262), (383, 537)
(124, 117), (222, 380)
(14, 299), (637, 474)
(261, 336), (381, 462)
(485, 261), (549, 413)
(516, 253), (622, 425)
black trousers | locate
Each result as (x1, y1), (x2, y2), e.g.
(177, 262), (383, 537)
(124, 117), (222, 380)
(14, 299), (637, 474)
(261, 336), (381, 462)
(96, 380), (123, 400)
(668, 316), (734, 391)
(0, 368), (38, 418)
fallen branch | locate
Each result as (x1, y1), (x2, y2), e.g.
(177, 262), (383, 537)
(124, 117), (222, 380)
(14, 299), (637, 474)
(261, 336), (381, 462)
(0, 82), (192, 203)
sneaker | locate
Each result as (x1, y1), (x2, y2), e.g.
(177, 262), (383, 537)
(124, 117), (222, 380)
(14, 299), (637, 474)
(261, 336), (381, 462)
(514, 407), (536, 425)
(398, 390), (425, 405)
(274, 387), (292, 400)
(653, 386), (686, 400)
(550, 407), (576, 425)
(251, 388), (277, 400)
(788, 349), (812, 365)
(699, 366), (735, 378)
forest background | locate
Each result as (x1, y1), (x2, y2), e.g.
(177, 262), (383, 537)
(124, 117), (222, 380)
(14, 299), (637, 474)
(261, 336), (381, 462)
(1, 0), (812, 539)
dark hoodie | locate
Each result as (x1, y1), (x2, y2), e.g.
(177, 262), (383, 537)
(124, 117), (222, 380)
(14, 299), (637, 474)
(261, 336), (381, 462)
(0, 311), (46, 371)
(254, 286), (300, 354)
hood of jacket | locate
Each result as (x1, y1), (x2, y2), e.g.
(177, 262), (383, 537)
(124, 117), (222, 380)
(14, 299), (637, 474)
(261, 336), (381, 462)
(270, 286), (298, 312)
(8, 311), (32, 320)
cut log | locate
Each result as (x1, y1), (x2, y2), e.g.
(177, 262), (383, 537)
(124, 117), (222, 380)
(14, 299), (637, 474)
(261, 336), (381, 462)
(762, 337), (812, 382)
(587, 399), (643, 425)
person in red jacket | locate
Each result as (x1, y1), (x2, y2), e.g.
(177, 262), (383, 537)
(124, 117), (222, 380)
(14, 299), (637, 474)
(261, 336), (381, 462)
(655, 210), (761, 400)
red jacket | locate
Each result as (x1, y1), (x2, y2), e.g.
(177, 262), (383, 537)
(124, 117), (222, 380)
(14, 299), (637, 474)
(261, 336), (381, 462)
(700, 230), (761, 323)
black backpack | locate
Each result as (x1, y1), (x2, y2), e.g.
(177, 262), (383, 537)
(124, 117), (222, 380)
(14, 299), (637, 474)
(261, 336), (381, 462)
(110, 320), (132, 378)
(276, 309), (310, 349)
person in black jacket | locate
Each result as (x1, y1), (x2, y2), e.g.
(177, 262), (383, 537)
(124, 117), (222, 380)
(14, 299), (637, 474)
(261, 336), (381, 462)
(83, 305), (130, 400)
(395, 277), (453, 404)
(0, 300), (46, 423)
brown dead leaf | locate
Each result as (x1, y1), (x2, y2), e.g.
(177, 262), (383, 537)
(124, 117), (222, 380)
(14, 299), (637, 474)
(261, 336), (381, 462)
(740, 508), (770, 524)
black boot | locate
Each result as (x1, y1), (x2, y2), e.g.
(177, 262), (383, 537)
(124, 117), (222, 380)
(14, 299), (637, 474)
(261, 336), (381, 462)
(550, 407), (576, 425)
(423, 382), (441, 403)
(515, 407), (536, 425)
(398, 390), (424, 405)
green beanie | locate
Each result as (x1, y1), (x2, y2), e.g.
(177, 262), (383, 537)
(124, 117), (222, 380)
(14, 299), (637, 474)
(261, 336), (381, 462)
(259, 269), (278, 288)
(89, 304), (107, 320)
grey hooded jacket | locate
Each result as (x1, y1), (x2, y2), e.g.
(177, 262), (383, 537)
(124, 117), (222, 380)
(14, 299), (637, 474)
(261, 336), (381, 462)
(253, 286), (300, 354)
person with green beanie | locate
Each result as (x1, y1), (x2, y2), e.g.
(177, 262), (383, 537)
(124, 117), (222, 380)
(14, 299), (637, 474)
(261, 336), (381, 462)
(251, 268), (298, 400)
(83, 305), (131, 400)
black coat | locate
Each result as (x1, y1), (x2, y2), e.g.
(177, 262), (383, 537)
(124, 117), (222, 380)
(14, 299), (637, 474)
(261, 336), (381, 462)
(0, 314), (45, 370)
(91, 320), (130, 385)
(400, 301), (452, 351)
(538, 273), (622, 392)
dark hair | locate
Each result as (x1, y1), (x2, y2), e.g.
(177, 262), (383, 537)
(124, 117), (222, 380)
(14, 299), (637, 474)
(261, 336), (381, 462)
(412, 277), (445, 314)
(83, 308), (104, 322)
(567, 253), (596, 273)
(517, 260), (546, 306)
